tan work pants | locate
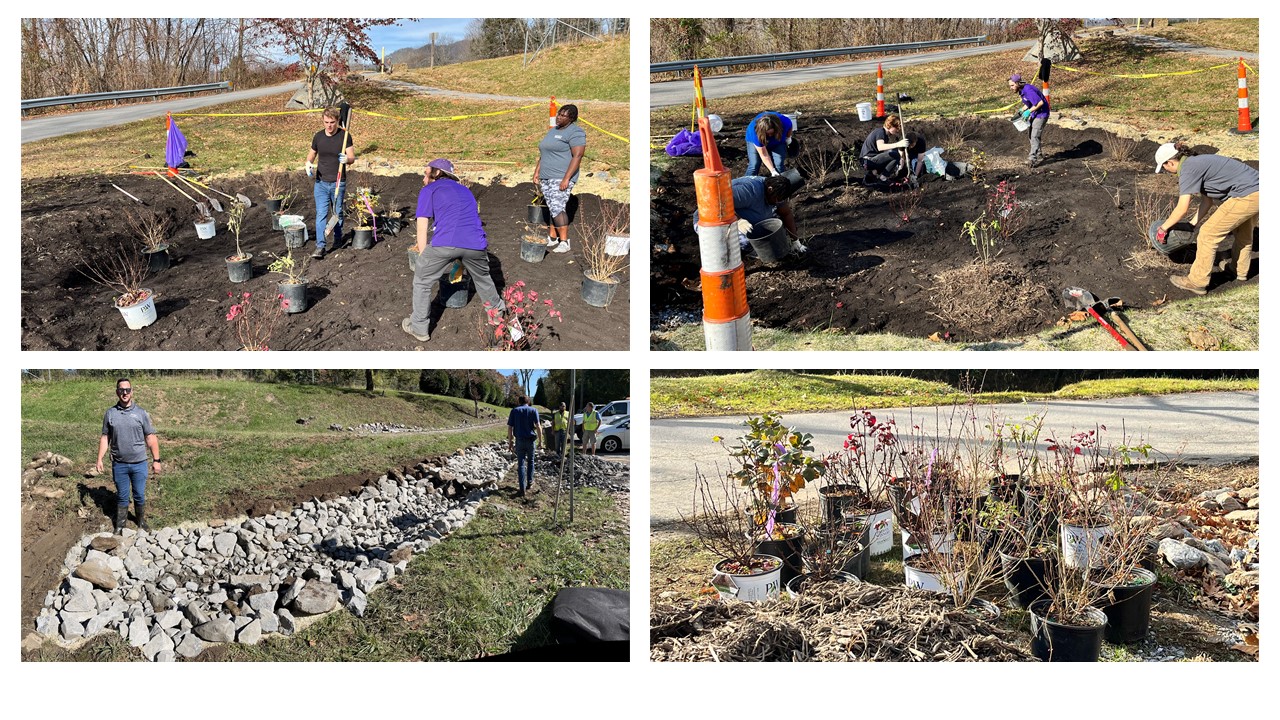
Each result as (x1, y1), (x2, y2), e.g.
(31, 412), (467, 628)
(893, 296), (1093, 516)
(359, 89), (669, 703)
(1188, 192), (1259, 287)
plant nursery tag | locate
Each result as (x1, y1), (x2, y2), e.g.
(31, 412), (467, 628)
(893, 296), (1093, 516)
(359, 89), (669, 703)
(711, 572), (739, 597)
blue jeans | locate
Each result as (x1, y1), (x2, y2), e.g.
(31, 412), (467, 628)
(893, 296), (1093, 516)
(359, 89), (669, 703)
(112, 460), (148, 507)
(554, 429), (566, 455)
(313, 179), (347, 249)
(515, 438), (535, 491)
(746, 145), (786, 177)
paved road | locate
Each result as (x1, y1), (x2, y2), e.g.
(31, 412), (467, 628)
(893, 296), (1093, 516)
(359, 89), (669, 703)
(650, 392), (1259, 527)
(21, 81), (303, 144)
(1123, 32), (1259, 61)
(650, 40), (1035, 108)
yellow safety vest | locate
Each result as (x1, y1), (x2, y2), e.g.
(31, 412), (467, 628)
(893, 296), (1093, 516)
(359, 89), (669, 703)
(553, 411), (566, 430)
(583, 412), (600, 431)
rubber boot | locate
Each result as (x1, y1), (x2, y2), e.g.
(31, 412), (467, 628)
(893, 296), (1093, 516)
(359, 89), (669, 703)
(114, 506), (128, 534)
(136, 503), (151, 532)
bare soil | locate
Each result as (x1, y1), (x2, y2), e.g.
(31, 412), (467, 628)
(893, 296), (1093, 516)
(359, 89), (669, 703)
(21, 172), (628, 350)
(651, 113), (1258, 342)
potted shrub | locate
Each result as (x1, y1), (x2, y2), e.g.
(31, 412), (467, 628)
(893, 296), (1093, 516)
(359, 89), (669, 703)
(260, 171), (291, 214)
(266, 249), (311, 314)
(482, 281), (562, 351)
(683, 468), (782, 602)
(127, 207), (174, 274)
(519, 223), (549, 263)
(78, 238), (157, 330)
(527, 190), (550, 225)
(273, 186), (300, 232)
(1085, 440), (1159, 644)
(716, 413), (826, 539)
(225, 200), (252, 282)
(194, 205), (216, 239)
(788, 505), (865, 595)
(579, 203), (630, 308)
(347, 184), (379, 249)
(821, 409), (902, 555)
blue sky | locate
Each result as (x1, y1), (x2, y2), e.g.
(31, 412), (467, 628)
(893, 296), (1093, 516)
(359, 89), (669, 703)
(497, 369), (549, 394)
(367, 19), (476, 54)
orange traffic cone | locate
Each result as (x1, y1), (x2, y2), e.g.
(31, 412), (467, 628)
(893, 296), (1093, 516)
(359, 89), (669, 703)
(549, 96), (558, 128)
(1232, 59), (1255, 134)
(875, 63), (886, 118)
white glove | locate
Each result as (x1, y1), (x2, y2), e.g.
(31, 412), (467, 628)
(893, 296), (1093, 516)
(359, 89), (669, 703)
(791, 239), (808, 254)
(338, 154), (348, 165)
(769, 168), (780, 177)
(736, 218), (753, 235)
(305, 161), (315, 177)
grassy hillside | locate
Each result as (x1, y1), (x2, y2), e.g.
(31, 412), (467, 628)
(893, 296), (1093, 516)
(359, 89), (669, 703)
(651, 370), (1258, 417)
(398, 36), (629, 102)
(1148, 18), (1259, 54)
(22, 377), (507, 524)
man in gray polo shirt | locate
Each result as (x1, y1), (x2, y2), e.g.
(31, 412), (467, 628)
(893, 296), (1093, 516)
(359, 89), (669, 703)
(96, 378), (162, 533)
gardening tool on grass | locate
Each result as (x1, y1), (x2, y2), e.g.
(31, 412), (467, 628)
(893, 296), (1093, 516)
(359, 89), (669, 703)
(171, 172), (223, 212)
(324, 103), (353, 242)
(1100, 296), (1148, 350)
(1061, 286), (1142, 351)
(181, 174), (252, 208)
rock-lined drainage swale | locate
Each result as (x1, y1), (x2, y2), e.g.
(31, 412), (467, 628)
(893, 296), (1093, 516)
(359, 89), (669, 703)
(537, 452), (630, 494)
(34, 442), (513, 661)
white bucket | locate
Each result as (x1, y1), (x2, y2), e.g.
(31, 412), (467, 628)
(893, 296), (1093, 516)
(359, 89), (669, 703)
(117, 289), (157, 330)
(904, 557), (965, 594)
(604, 234), (630, 256)
(902, 529), (957, 559)
(783, 112), (799, 132)
(713, 555), (782, 602)
(194, 219), (216, 239)
(1061, 522), (1113, 569)
(1012, 116), (1030, 133)
(856, 102), (874, 122)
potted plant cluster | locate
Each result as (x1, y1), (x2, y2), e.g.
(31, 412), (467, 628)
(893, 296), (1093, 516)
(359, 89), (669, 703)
(579, 203), (630, 308)
(225, 200), (252, 282)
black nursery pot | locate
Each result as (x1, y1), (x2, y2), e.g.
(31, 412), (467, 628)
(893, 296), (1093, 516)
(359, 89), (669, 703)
(755, 525), (805, 585)
(819, 484), (861, 524)
(1091, 568), (1157, 645)
(265, 197), (283, 213)
(1000, 550), (1052, 610)
(1029, 600), (1107, 662)
(144, 245), (170, 274)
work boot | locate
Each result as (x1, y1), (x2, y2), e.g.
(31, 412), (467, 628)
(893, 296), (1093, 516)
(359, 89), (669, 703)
(1170, 274), (1208, 296)
(401, 317), (430, 342)
(311, 246), (326, 259)
(136, 503), (151, 532)
(114, 506), (127, 535)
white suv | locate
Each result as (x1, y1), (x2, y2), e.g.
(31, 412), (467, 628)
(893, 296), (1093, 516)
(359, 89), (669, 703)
(574, 399), (629, 438)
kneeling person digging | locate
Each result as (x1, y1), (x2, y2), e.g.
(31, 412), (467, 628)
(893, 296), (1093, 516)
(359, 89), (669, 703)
(695, 175), (805, 258)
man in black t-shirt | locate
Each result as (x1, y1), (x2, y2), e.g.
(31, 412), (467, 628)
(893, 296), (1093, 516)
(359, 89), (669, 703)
(305, 106), (355, 258)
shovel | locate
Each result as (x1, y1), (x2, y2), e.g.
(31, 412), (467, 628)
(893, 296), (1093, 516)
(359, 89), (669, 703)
(172, 172), (223, 212)
(182, 175), (252, 209)
(151, 171), (208, 217)
(1061, 286), (1140, 351)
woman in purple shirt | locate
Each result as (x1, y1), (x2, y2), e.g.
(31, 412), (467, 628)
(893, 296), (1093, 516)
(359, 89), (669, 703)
(1009, 74), (1050, 167)
(402, 158), (506, 342)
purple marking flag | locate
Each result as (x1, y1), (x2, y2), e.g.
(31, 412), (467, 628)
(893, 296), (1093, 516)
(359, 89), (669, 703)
(165, 113), (187, 169)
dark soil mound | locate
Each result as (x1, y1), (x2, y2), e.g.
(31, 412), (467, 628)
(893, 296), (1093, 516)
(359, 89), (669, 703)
(22, 172), (628, 350)
(652, 113), (1258, 343)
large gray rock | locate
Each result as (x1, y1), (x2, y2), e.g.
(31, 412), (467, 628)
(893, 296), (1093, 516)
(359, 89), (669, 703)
(63, 590), (97, 613)
(213, 533), (238, 557)
(258, 611), (279, 634)
(60, 617), (84, 640)
(236, 619), (262, 645)
(276, 608), (296, 635)
(155, 609), (184, 629)
(248, 591), (278, 617)
(128, 617), (150, 647)
(142, 631), (174, 661)
(354, 568), (381, 593)
(175, 632), (205, 659)
(292, 582), (340, 615)
(1159, 538), (1208, 570)
(194, 618), (236, 643)
(183, 603), (211, 627)
(279, 579), (305, 607)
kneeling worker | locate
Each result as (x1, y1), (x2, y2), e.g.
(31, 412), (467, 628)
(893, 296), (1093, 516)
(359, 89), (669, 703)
(695, 175), (804, 255)
(860, 114), (921, 186)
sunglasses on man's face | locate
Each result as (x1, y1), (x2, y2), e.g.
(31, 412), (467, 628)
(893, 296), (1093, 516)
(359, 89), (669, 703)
(117, 388), (133, 396)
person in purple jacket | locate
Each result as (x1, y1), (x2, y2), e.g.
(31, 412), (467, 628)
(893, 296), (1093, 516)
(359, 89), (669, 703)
(402, 158), (505, 342)
(745, 111), (794, 177)
(1009, 74), (1050, 167)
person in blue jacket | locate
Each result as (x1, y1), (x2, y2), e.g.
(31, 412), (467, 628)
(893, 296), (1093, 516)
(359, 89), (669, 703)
(745, 111), (794, 177)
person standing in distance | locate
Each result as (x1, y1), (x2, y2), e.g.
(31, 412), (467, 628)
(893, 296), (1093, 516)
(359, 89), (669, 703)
(96, 378), (162, 534)
(507, 395), (543, 497)
(533, 104), (586, 254)
(305, 106), (355, 258)
(552, 402), (569, 457)
(1009, 74), (1050, 167)
(580, 402), (601, 457)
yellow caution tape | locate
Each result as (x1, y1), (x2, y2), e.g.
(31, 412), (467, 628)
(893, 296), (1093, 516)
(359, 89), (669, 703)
(171, 109), (322, 117)
(974, 101), (1020, 115)
(354, 103), (540, 122)
(1242, 61), (1258, 76)
(1055, 61), (1235, 79)
(579, 118), (629, 144)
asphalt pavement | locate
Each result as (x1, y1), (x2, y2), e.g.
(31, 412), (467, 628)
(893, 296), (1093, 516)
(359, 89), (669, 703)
(650, 392), (1259, 527)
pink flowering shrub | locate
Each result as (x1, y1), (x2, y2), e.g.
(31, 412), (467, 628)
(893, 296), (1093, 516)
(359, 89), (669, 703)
(483, 281), (563, 351)
(225, 291), (289, 350)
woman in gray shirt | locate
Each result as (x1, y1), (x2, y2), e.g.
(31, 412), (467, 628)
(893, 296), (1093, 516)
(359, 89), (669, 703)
(532, 104), (586, 254)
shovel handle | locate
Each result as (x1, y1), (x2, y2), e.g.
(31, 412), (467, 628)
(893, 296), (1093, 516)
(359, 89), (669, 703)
(1086, 305), (1134, 350)
(1109, 313), (1148, 351)
(152, 171), (200, 204)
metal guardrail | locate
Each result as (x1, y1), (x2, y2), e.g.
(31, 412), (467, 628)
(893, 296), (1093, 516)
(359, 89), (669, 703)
(650, 36), (988, 74)
(21, 81), (232, 113)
